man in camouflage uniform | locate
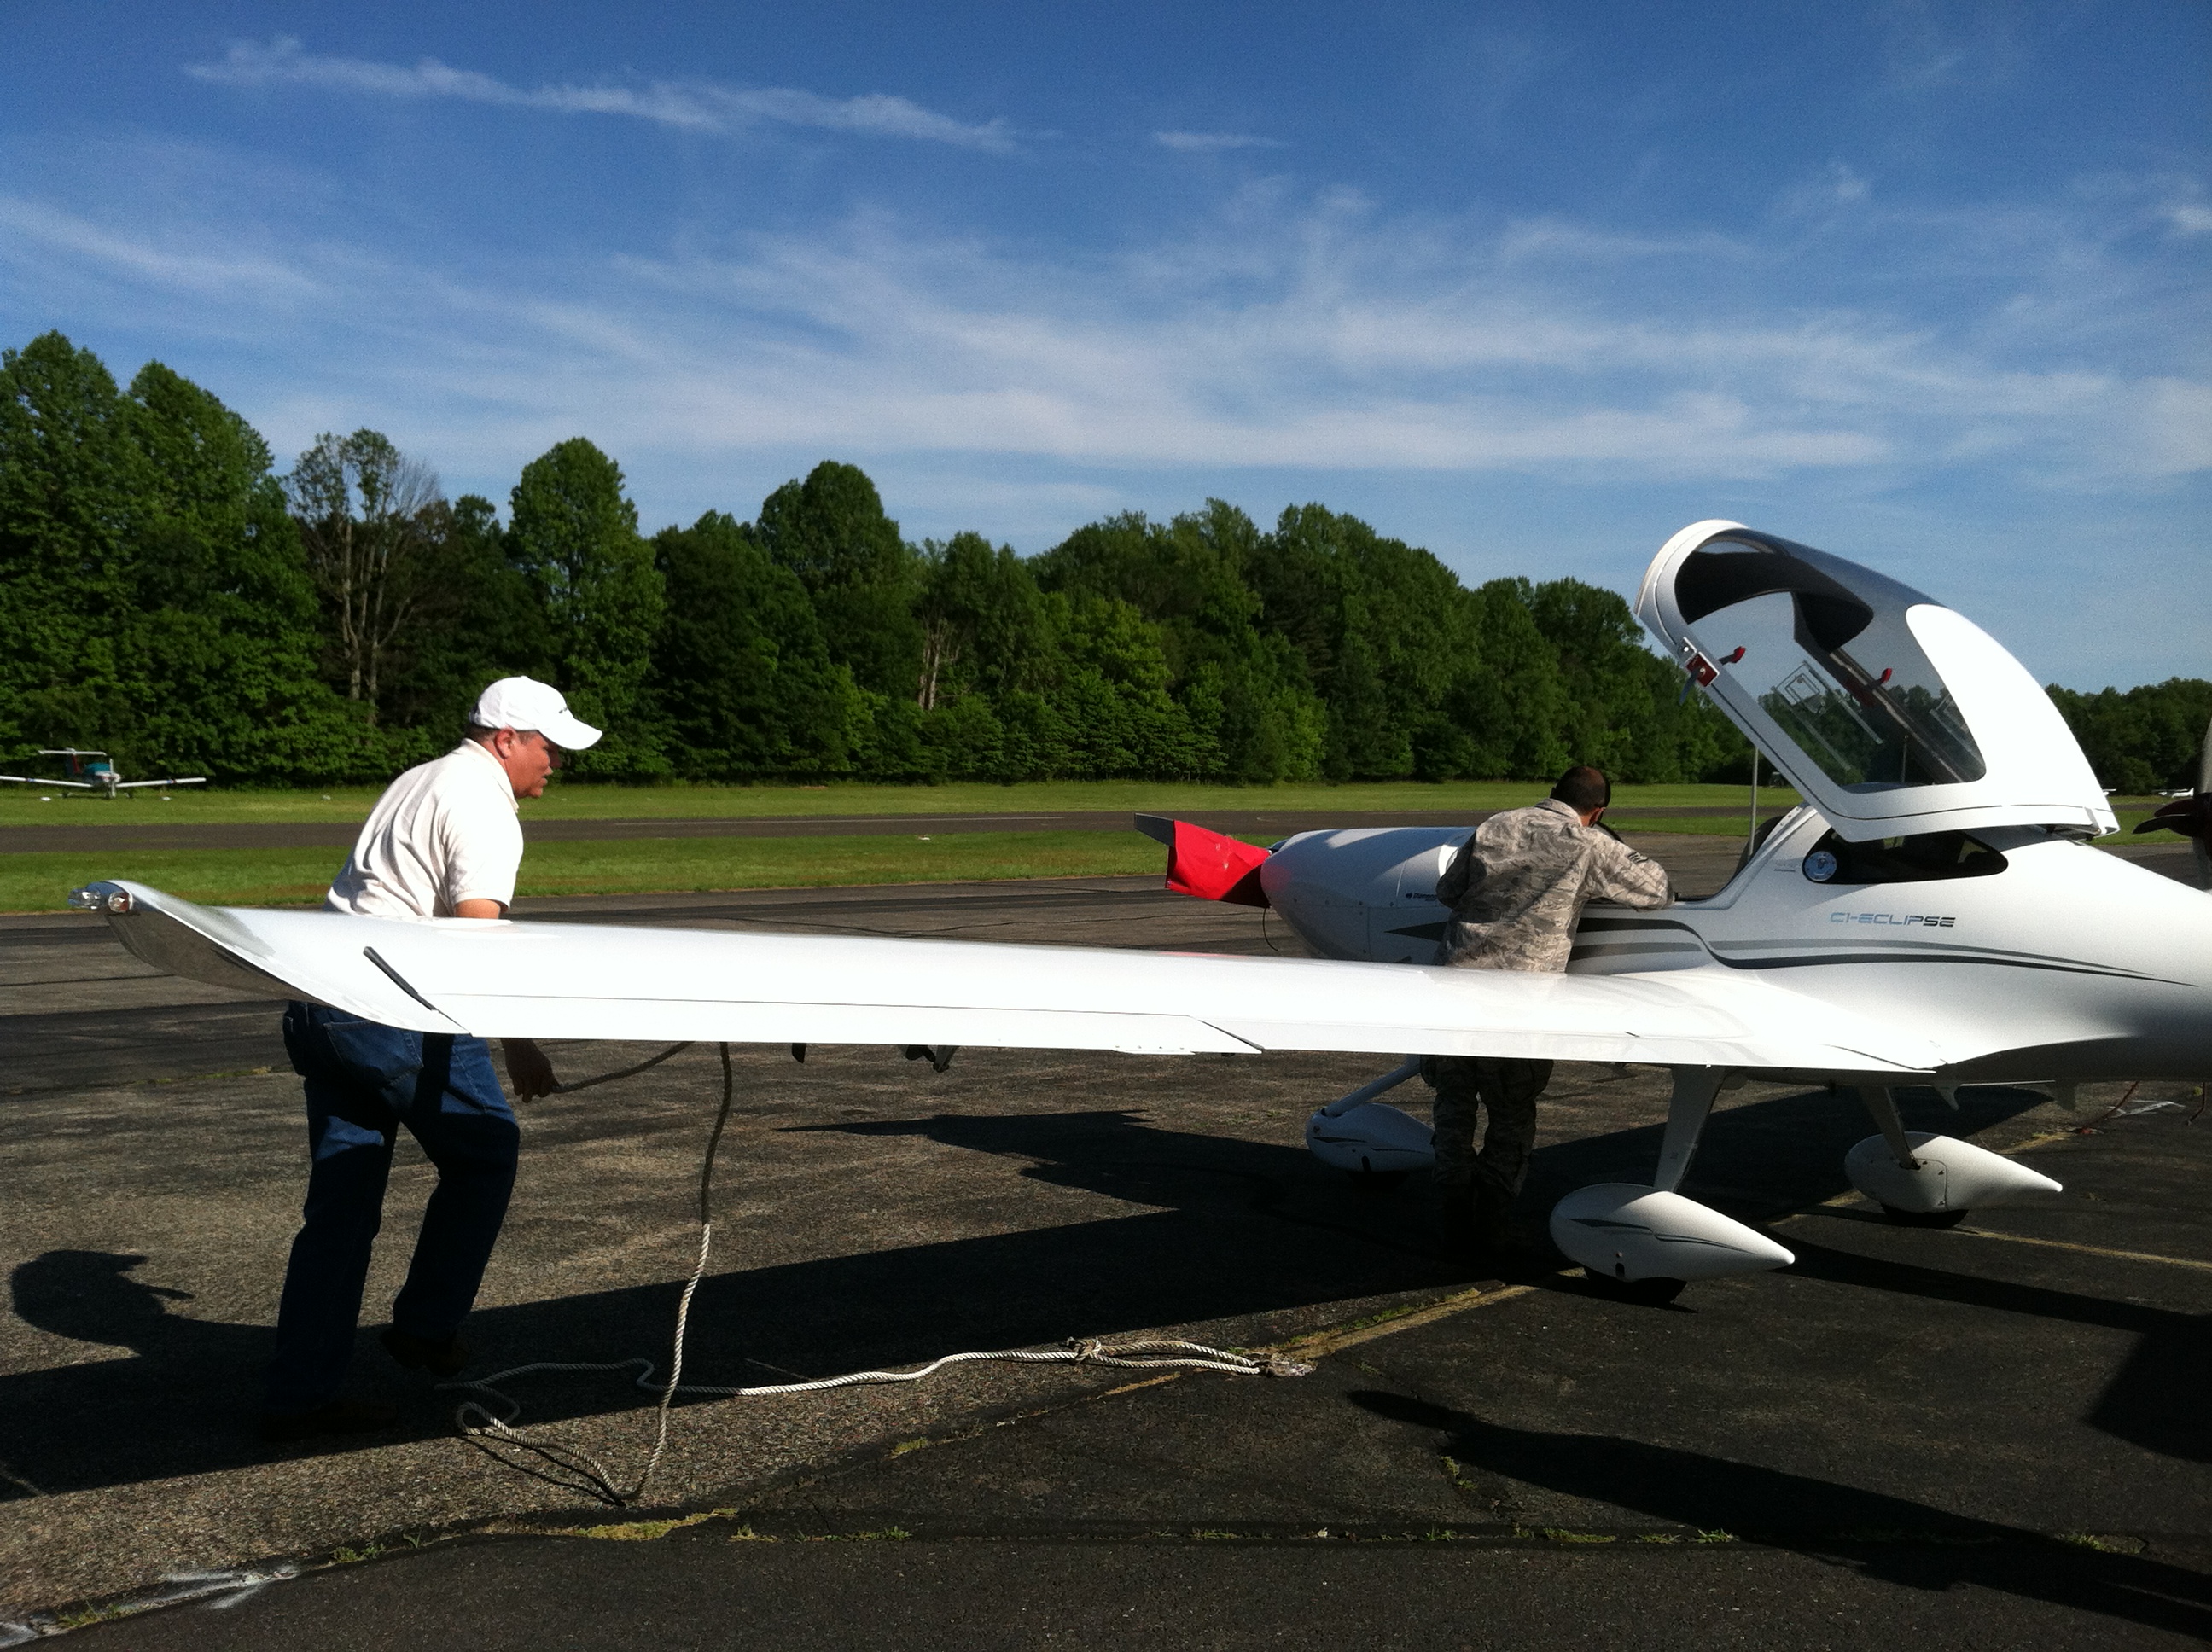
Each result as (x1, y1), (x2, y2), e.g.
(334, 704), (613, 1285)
(1426, 765), (1671, 1258)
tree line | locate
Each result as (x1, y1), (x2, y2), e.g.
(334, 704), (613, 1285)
(1, 331), (2197, 792)
(2046, 680), (2211, 796)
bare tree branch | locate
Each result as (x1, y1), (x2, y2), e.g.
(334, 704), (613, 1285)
(287, 430), (446, 726)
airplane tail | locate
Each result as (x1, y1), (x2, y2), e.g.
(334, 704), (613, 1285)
(1134, 815), (1271, 908)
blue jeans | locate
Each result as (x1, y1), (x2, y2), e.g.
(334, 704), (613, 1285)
(265, 1003), (519, 1416)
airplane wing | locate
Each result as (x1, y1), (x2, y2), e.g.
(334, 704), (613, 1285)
(115, 777), (207, 789)
(1, 777), (92, 788)
(79, 880), (1948, 1076)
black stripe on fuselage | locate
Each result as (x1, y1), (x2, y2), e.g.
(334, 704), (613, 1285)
(1569, 941), (2168, 980)
(1567, 921), (2171, 981)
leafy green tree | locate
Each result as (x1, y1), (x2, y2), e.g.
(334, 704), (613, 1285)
(1043, 591), (1196, 777)
(1035, 502), (1324, 781)
(120, 362), (362, 780)
(2049, 678), (2212, 793)
(0, 332), (134, 765)
(1260, 504), (1490, 780)
(379, 493), (554, 756)
(754, 462), (923, 700)
(508, 439), (665, 777)
(915, 532), (1047, 709)
(1, 335), (368, 783)
(1462, 582), (1572, 780)
(1519, 577), (1743, 783)
(649, 511), (862, 777)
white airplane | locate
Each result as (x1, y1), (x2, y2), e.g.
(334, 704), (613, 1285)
(2, 748), (207, 799)
(67, 522), (2212, 1303)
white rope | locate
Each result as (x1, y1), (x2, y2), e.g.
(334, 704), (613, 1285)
(440, 1043), (1310, 1506)
(712, 1337), (1313, 1396)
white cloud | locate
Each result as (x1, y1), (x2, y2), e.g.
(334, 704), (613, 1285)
(1153, 131), (1284, 153)
(5, 171), (2203, 502)
(2123, 378), (2212, 475)
(1778, 161), (1874, 218)
(1494, 218), (1735, 264)
(185, 38), (1018, 153)
(0, 195), (319, 300)
(2163, 202), (2212, 236)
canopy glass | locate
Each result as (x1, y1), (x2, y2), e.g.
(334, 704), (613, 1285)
(1636, 522), (2114, 841)
(1674, 540), (1985, 791)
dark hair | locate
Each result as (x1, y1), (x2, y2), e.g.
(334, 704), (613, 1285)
(1551, 765), (1610, 813)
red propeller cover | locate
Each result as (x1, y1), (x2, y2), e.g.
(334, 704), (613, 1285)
(1164, 820), (1272, 907)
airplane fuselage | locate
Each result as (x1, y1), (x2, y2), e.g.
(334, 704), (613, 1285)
(1259, 810), (2212, 1085)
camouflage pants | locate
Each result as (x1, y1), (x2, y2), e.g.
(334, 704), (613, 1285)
(1423, 1056), (1553, 1198)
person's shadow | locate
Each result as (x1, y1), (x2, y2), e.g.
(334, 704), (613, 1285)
(5, 1250), (449, 1496)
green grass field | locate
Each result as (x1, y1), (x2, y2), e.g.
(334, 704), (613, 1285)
(2, 816), (1783, 913)
(3, 830), (1182, 911)
(0, 776), (1790, 827)
(2, 780), (2181, 912)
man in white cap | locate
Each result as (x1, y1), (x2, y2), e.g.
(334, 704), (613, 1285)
(260, 678), (602, 1440)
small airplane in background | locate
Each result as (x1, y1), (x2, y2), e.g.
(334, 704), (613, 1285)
(1, 749), (207, 800)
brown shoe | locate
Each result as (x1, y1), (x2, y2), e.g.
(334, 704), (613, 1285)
(260, 1397), (399, 1442)
(381, 1326), (471, 1377)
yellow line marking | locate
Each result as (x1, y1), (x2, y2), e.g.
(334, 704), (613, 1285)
(1949, 1228), (2212, 1274)
(1270, 1278), (1548, 1363)
(1780, 1120), (2212, 1271)
(1096, 1373), (1185, 1399)
(1994, 1128), (2082, 1158)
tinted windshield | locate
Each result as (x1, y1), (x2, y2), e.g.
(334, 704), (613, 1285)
(1678, 536), (1986, 790)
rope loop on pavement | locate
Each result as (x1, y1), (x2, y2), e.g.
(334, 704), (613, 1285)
(442, 1041), (1307, 1506)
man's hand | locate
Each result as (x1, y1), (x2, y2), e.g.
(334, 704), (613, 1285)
(503, 1037), (558, 1102)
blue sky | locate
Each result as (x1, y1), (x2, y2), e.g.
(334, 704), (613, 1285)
(2, 3), (2205, 688)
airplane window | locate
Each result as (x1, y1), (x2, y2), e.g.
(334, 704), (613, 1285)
(1799, 829), (2008, 885)
(1732, 809), (1794, 875)
(1677, 538), (1988, 791)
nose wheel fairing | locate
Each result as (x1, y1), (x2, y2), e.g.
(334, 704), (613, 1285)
(1304, 1057), (1435, 1174)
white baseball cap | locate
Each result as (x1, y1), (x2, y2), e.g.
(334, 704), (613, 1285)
(469, 677), (603, 750)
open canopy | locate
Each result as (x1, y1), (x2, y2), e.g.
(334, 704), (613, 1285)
(1636, 521), (2114, 842)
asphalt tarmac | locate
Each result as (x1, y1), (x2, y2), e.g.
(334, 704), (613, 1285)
(2, 839), (2206, 1647)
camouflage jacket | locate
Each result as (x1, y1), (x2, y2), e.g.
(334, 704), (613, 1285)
(1436, 798), (1671, 972)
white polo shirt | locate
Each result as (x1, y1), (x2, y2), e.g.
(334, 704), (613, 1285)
(326, 740), (524, 919)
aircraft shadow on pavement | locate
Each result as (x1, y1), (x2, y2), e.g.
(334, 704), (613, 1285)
(0, 1081), (2132, 1501)
(796, 1079), (2050, 1238)
(1349, 1389), (2212, 1642)
(1768, 1233), (2210, 1465)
